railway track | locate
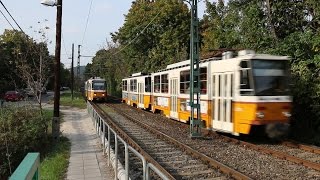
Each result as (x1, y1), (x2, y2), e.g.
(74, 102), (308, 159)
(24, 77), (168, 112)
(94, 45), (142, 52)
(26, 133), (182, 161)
(282, 140), (320, 155)
(95, 102), (251, 180)
(213, 134), (320, 171)
(103, 98), (320, 179)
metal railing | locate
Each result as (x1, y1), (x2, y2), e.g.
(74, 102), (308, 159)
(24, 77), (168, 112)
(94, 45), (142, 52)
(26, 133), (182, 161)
(87, 102), (170, 180)
(9, 152), (40, 180)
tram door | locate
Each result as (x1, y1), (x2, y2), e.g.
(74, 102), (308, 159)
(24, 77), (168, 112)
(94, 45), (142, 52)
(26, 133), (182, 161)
(212, 73), (233, 132)
(170, 78), (178, 119)
(138, 82), (144, 108)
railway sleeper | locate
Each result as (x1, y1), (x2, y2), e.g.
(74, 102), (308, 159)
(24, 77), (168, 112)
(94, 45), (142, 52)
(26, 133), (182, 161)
(134, 136), (158, 141)
(144, 147), (177, 153)
(153, 154), (191, 162)
(171, 169), (217, 178)
(173, 163), (210, 170)
(138, 141), (167, 146)
(158, 159), (199, 165)
(151, 151), (184, 157)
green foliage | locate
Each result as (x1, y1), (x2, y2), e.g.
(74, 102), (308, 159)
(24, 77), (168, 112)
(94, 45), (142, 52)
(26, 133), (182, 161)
(0, 107), (51, 179)
(112, 0), (190, 72)
(290, 59), (320, 144)
(0, 30), (53, 93)
(201, 0), (320, 143)
(87, 0), (320, 144)
(60, 92), (86, 109)
(40, 136), (70, 180)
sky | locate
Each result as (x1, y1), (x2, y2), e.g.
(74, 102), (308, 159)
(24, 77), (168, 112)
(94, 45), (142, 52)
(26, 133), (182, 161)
(0, 0), (209, 68)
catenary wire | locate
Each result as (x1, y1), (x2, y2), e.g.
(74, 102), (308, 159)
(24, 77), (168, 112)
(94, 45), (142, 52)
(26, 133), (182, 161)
(113, 10), (162, 56)
(81, 0), (94, 46)
(0, 8), (15, 30)
(0, 0), (24, 33)
(62, 32), (70, 58)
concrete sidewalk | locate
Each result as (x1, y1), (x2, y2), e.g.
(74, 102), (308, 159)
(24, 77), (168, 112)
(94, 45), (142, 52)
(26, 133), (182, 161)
(61, 108), (114, 180)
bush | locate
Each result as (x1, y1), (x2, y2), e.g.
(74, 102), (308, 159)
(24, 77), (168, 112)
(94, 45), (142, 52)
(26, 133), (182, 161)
(290, 58), (320, 145)
(0, 106), (50, 179)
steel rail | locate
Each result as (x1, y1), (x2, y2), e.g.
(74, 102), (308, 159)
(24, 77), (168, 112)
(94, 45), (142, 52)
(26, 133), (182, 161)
(281, 141), (320, 155)
(213, 133), (320, 171)
(111, 96), (320, 172)
(107, 103), (252, 180)
(91, 102), (175, 180)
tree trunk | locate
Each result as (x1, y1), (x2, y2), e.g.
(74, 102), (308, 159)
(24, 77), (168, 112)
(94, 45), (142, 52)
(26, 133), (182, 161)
(265, 0), (278, 41)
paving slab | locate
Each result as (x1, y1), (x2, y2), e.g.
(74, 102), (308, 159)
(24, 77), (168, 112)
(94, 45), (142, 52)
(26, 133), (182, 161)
(61, 107), (115, 180)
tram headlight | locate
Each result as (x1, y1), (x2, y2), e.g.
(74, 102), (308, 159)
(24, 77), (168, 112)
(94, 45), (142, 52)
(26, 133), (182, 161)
(94, 93), (97, 96)
(282, 112), (291, 118)
(256, 112), (265, 119)
(102, 93), (105, 96)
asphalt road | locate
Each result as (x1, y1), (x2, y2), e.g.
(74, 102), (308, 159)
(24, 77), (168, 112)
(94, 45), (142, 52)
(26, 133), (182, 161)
(1, 91), (54, 107)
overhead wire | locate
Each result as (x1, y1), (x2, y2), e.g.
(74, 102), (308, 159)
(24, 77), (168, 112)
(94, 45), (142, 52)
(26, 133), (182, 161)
(0, 8), (15, 30)
(62, 32), (70, 58)
(0, 0), (24, 33)
(113, 10), (162, 56)
(81, 0), (94, 46)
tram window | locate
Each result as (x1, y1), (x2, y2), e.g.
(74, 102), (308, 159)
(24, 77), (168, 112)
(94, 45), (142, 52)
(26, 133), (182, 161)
(240, 69), (254, 95)
(231, 74), (233, 97)
(154, 75), (160, 93)
(180, 70), (190, 94)
(200, 68), (207, 94)
(130, 79), (137, 92)
(93, 82), (105, 90)
(161, 74), (168, 93)
(133, 79), (137, 92)
(240, 70), (250, 88)
(122, 80), (128, 91)
(212, 75), (215, 96)
(240, 61), (248, 68)
(218, 75), (221, 96)
(145, 77), (151, 92)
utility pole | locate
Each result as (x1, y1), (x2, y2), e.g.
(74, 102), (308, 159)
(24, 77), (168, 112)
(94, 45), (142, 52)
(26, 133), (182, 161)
(77, 45), (81, 91)
(189, 0), (202, 138)
(71, 43), (74, 100)
(53, 0), (62, 141)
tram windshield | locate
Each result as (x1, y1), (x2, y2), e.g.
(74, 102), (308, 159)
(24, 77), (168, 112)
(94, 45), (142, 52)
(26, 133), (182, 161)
(251, 60), (290, 96)
(92, 81), (105, 90)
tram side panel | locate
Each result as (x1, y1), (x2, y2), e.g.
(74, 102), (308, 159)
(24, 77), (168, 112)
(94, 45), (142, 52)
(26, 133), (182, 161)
(151, 72), (171, 116)
(137, 75), (151, 109)
(122, 79), (129, 103)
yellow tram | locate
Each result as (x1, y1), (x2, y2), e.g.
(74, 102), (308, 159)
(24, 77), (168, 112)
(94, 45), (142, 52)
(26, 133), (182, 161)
(122, 50), (292, 137)
(85, 77), (107, 102)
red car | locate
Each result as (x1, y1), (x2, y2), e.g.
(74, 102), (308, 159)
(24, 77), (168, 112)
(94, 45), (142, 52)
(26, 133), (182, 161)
(4, 91), (24, 102)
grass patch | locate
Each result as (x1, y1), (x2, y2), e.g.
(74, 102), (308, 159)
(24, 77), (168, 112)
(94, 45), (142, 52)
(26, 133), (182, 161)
(39, 107), (71, 180)
(40, 136), (71, 180)
(60, 91), (86, 109)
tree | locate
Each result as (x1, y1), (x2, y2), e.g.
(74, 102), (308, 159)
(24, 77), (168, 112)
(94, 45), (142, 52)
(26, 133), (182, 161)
(0, 29), (53, 116)
(200, 0), (320, 143)
(112, 0), (190, 73)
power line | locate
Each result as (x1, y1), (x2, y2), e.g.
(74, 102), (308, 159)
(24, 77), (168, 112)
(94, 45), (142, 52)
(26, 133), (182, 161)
(62, 32), (70, 58)
(0, 0), (24, 33)
(81, 0), (94, 45)
(113, 10), (162, 56)
(0, 8), (15, 30)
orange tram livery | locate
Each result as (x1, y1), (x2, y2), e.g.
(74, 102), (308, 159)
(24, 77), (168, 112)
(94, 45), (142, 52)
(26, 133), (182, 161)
(122, 50), (292, 137)
(85, 77), (107, 102)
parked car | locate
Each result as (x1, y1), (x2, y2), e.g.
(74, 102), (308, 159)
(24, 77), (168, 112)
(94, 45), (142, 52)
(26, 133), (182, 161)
(4, 91), (24, 102)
